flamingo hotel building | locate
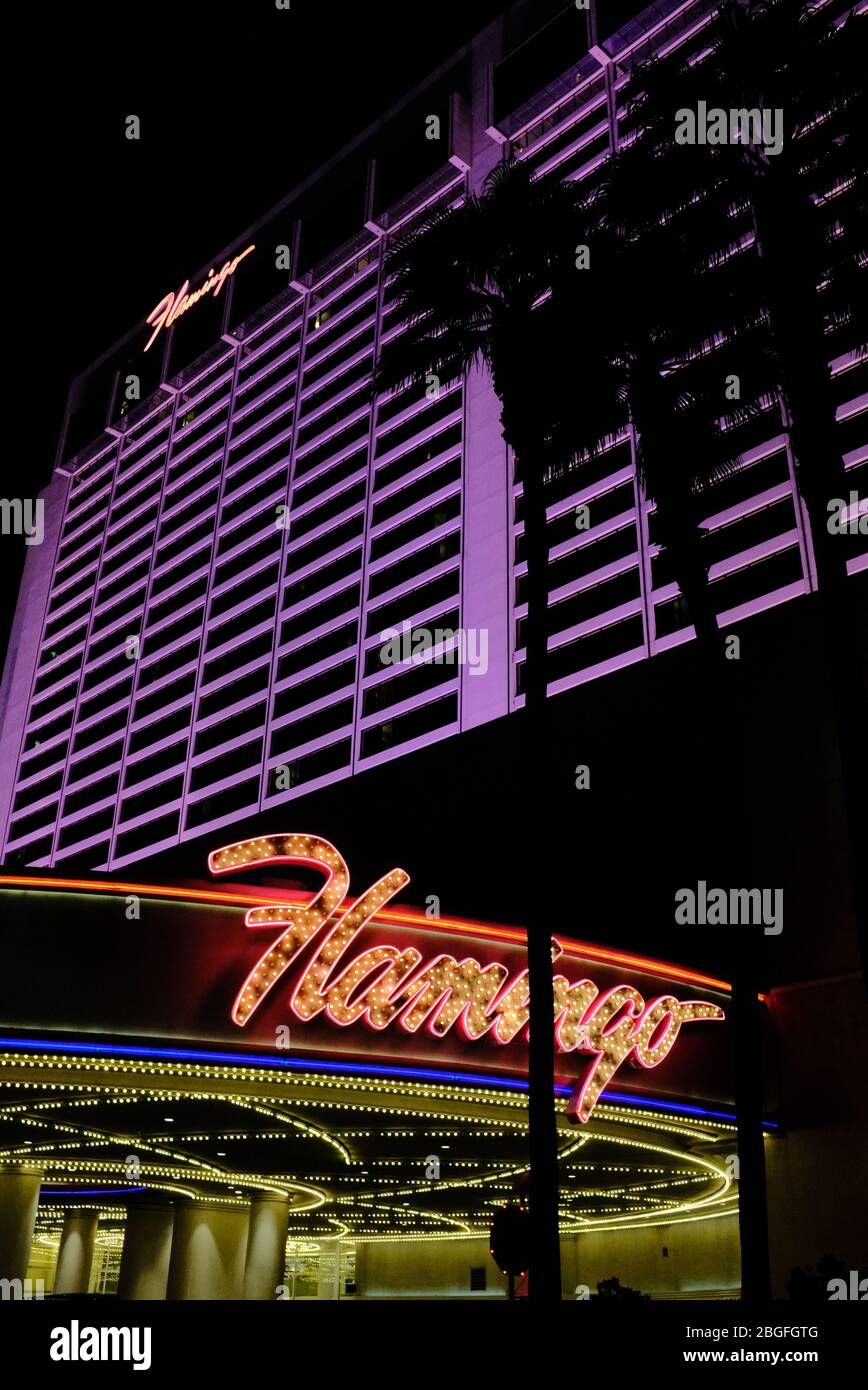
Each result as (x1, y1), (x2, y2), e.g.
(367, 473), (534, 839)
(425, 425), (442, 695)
(0, 0), (865, 1302)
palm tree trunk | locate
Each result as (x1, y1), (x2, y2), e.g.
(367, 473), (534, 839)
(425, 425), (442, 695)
(808, 538), (868, 979)
(698, 608), (772, 1302)
(730, 937), (772, 1302)
(521, 458), (562, 1301)
(659, 505), (772, 1302)
(750, 174), (868, 979)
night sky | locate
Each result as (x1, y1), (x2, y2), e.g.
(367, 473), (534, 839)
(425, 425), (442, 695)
(2, 0), (515, 666)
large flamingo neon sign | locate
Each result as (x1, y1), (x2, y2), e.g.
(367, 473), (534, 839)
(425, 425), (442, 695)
(210, 834), (725, 1122)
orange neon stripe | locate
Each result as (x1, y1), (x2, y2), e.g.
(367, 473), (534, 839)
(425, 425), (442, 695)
(0, 874), (731, 993)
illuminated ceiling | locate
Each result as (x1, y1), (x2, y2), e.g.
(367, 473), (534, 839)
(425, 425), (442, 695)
(0, 1046), (739, 1244)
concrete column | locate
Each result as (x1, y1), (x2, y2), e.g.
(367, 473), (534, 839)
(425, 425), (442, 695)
(117, 1204), (175, 1301)
(244, 1196), (290, 1300)
(166, 1201), (249, 1301)
(0, 472), (70, 841)
(460, 361), (512, 729)
(0, 1166), (42, 1286)
(317, 1237), (341, 1300)
(54, 1210), (99, 1295)
(458, 0), (512, 731)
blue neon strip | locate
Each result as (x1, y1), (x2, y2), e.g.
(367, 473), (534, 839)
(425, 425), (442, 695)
(0, 1035), (777, 1129)
(0, 1035), (527, 1091)
(595, 1089), (778, 1128)
(40, 1187), (146, 1196)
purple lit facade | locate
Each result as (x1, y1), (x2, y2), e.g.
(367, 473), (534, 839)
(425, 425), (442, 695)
(1, 0), (864, 871)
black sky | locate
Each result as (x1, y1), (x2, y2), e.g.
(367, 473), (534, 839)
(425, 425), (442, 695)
(3, 0), (515, 665)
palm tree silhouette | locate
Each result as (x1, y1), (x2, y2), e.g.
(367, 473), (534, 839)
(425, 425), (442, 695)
(373, 152), (765, 1299)
(374, 161), (610, 1301)
(373, 153), (777, 1304)
(372, 0), (864, 1303)
(600, 0), (867, 1299)
(611, 0), (866, 934)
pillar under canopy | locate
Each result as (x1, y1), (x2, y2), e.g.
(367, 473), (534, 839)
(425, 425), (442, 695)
(166, 1201), (249, 1300)
(54, 1209), (99, 1295)
(317, 1237), (341, 1300)
(244, 1196), (290, 1300)
(117, 1204), (175, 1301)
(0, 1165), (43, 1287)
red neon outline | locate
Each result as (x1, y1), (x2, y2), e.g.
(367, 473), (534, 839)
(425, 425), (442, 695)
(566, 993), (725, 1123)
(289, 869), (411, 1023)
(0, 873), (732, 992)
(323, 946), (424, 1032)
(631, 996), (681, 1067)
(211, 838), (727, 1121)
(209, 837), (352, 1026)
(0, 845), (727, 1123)
(390, 954), (511, 1041)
